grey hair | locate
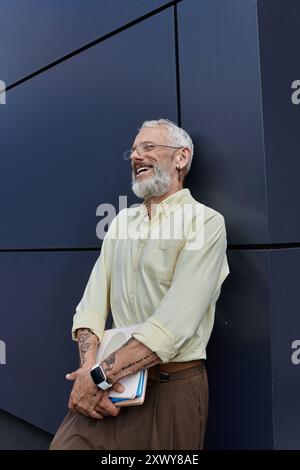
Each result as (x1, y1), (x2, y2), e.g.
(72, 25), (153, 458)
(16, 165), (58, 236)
(139, 118), (194, 174)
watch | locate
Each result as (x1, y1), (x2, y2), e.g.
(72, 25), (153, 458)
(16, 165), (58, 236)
(90, 363), (113, 391)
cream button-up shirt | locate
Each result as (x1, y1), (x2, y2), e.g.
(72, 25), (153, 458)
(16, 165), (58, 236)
(72, 189), (230, 363)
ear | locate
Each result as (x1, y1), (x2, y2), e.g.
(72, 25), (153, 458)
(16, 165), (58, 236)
(176, 148), (190, 171)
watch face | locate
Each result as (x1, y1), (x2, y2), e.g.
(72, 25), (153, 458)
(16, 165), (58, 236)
(90, 365), (105, 385)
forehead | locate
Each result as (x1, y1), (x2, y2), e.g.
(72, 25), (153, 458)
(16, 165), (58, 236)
(133, 125), (169, 145)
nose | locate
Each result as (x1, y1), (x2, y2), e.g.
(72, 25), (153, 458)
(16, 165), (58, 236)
(130, 151), (144, 162)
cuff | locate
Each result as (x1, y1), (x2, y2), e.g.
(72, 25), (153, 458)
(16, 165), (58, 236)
(72, 310), (106, 341)
(132, 319), (177, 363)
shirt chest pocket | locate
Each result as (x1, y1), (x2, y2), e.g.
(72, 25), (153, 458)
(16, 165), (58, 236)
(141, 239), (184, 282)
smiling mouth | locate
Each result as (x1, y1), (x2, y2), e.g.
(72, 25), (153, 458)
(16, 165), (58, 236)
(135, 165), (153, 177)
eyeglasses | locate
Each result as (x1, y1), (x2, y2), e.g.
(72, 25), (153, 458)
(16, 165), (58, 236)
(122, 142), (183, 160)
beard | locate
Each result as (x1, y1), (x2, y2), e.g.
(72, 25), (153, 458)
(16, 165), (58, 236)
(131, 165), (172, 200)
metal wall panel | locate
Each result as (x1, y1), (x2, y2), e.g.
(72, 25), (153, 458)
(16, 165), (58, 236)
(1, 0), (172, 85)
(206, 249), (273, 449)
(257, 0), (300, 244)
(0, 10), (177, 249)
(178, 0), (268, 245)
(269, 248), (300, 449)
(0, 409), (52, 450)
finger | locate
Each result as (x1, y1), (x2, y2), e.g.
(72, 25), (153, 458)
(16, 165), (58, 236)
(89, 409), (104, 420)
(96, 406), (109, 417)
(70, 398), (87, 417)
(74, 404), (89, 417)
(112, 381), (124, 393)
(66, 370), (79, 381)
(95, 401), (115, 416)
(97, 397), (120, 417)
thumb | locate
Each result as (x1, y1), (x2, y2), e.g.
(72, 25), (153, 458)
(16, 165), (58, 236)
(66, 369), (79, 381)
(112, 381), (124, 393)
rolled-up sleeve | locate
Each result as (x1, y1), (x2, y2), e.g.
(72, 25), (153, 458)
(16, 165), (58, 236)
(72, 233), (112, 341)
(132, 212), (229, 362)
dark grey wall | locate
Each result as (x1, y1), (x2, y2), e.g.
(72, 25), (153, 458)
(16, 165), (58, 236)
(0, 409), (52, 450)
(1, 0), (299, 450)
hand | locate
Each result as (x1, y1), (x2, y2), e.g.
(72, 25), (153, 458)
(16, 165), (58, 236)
(66, 367), (104, 419)
(94, 389), (122, 417)
(66, 367), (125, 420)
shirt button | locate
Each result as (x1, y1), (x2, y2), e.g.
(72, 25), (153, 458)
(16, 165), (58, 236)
(131, 293), (134, 299)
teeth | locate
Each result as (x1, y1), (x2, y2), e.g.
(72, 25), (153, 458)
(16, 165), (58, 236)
(137, 167), (150, 174)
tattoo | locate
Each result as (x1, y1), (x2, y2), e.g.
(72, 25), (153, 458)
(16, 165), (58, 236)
(76, 328), (98, 366)
(101, 346), (160, 381)
(131, 353), (156, 365)
(102, 353), (116, 372)
(119, 354), (158, 374)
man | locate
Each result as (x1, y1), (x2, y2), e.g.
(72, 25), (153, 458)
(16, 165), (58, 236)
(50, 119), (229, 450)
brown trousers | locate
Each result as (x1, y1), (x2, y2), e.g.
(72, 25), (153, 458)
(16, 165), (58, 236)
(49, 363), (208, 450)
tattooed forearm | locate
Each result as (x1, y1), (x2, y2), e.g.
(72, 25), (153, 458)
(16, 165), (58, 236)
(101, 338), (161, 383)
(76, 328), (98, 366)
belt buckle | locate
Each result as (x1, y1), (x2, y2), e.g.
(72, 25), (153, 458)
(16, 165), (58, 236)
(159, 370), (170, 383)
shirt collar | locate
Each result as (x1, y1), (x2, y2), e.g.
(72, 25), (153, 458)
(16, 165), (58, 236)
(139, 188), (192, 218)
